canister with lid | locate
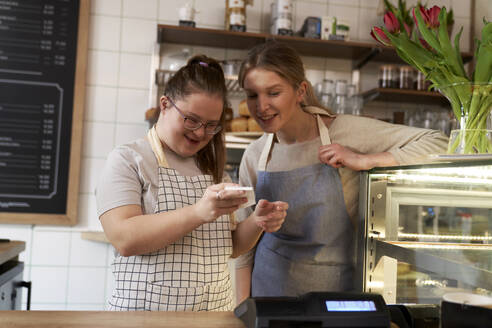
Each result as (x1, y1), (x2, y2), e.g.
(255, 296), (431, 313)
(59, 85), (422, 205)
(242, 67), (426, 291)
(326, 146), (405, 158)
(270, 0), (293, 35)
(226, 0), (246, 32)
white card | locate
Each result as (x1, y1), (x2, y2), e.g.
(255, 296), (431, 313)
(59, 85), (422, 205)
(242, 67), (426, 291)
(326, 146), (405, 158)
(224, 186), (253, 191)
(224, 186), (255, 208)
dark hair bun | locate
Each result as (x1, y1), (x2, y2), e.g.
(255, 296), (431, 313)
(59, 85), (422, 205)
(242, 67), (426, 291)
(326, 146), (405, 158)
(187, 55), (223, 73)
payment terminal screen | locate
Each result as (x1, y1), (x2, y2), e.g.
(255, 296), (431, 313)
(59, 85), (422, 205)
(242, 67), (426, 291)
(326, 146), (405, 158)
(325, 300), (376, 312)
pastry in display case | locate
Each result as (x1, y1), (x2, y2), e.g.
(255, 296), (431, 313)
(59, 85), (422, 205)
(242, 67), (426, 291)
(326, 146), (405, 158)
(356, 159), (492, 306)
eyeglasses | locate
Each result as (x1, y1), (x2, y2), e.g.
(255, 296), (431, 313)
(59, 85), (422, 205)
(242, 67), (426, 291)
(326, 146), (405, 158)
(167, 97), (222, 135)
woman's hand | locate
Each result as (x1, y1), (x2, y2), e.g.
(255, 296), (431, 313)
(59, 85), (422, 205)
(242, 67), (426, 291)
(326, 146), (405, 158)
(319, 144), (398, 171)
(252, 199), (288, 233)
(194, 183), (248, 223)
(318, 143), (369, 171)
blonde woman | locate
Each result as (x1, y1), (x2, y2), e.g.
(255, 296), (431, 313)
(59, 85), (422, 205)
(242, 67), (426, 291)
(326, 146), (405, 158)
(235, 42), (448, 302)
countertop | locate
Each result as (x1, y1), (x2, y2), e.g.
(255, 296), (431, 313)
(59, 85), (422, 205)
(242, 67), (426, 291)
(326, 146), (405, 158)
(0, 311), (246, 328)
(0, 240), (25, 265)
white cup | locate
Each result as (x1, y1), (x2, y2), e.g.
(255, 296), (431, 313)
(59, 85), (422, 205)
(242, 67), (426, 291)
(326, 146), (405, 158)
(179, 4), (196, 21)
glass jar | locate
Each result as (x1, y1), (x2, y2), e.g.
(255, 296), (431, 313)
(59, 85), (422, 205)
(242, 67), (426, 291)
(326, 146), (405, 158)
(346, 84), (356, 98)
(334, 79), (348, 114)
(379, 65), (399, 88)
(314, 81), (323, 100)
(415, 71), (431, 91)
(335, 79), (347, 95)
(399, 66), (414, 89)
(321, 79), (335, 108)
(346, 84), (362, 115)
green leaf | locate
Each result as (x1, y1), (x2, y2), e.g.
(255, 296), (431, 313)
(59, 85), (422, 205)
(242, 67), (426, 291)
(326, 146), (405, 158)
(437, 7), (466, 77)
(383, 28), (438, 70)
(481, 21), (492, 44)
(454, 26), (465, 77)
(394, 47), (417, 67)
(395, 11), (407, 32)
(384, 0), (397, 13)
(415, 7), (442, 53)
(447, 8), (454, 26)
(474, 43), (492, 83)
(397, 0), (405, 14)
(400, 0), (414, 28)
(434, 65), (472, 119)
(474, 38), (482, 59)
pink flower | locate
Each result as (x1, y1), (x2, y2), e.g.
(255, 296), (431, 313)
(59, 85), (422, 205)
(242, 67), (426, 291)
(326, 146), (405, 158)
(403, 23), (412, 36)
(413, 6), (428, 27)
(427, 6), (441, 28)
(384, 11), (400, 33)
(371, 27), (391, 46)
(413, 5), (441, 29)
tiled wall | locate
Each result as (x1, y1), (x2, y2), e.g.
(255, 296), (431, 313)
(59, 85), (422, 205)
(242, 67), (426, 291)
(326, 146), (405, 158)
(0, 0), (477, 311)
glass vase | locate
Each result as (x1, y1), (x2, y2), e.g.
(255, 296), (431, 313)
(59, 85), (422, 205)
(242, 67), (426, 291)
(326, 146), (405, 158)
(438, 82), (492, 154)
(448, 129), (492, 154)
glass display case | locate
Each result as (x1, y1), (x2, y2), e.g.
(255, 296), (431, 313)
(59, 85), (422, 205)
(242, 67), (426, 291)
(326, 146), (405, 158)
(355, 159), (492, 305)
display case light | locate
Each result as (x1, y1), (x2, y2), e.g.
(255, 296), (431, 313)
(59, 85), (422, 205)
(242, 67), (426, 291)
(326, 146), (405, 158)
(398, 232), (492, 241)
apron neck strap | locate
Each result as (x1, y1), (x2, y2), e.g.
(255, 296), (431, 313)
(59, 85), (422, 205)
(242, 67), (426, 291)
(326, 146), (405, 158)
(316, 114), (332, 146)
(258, 108), (332, 171)
(258, 133), (274, 171)
(147, 125), (170, 168)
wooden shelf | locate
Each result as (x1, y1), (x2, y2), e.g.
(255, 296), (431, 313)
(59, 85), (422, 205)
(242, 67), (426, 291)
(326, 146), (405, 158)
(157, 24), (473, 68)
(362, 88), (450, 106)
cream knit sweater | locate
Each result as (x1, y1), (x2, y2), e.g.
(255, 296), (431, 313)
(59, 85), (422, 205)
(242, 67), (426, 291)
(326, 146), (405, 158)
(235, 110), (449, 267)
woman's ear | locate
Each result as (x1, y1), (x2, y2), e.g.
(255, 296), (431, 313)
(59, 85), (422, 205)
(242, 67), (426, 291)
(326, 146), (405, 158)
(296, 81), (308, 104)
(159, 96), (168, 115)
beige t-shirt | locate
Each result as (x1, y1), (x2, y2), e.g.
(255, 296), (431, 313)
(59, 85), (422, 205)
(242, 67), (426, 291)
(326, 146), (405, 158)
(235, 112), (449, 268)
(96, 137), (207, 217)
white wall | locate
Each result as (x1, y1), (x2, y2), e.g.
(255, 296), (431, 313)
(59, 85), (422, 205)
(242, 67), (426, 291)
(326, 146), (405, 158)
(0, 0), (475, 311)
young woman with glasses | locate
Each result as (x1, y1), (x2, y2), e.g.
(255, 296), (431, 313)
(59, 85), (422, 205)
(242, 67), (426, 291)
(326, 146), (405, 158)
(96, 55), (287, 311)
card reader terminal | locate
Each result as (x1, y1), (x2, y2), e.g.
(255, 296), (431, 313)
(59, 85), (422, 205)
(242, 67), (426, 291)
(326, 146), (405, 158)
(234, 292), (390, 328)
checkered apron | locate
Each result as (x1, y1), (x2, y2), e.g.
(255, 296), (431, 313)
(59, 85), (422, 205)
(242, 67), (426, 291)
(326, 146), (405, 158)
(108, 127), (234, 311)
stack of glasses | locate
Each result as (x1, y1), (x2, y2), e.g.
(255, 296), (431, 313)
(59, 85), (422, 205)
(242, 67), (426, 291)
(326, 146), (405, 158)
(314, 79), (363, 115)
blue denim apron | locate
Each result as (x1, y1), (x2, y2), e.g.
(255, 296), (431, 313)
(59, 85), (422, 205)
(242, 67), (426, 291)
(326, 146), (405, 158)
(251, 109), (354, 297)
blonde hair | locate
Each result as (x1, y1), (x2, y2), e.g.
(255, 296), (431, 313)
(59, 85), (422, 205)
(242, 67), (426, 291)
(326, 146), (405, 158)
(164, 55), (227, 184)
(238, 41), (332, 113)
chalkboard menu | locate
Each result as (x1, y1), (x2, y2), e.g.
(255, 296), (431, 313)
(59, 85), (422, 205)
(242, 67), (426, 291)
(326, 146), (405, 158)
(0, 0), (89, 225)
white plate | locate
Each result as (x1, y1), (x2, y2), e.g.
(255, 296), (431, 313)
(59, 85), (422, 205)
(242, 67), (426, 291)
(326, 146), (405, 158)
(428, 154), (492, 162)
(443, 292), (492, 307)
